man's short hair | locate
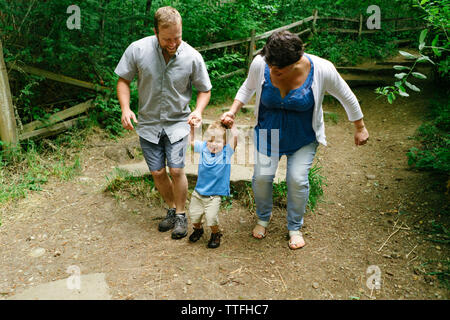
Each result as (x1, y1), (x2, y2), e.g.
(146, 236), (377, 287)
(154, 6), (182, 33)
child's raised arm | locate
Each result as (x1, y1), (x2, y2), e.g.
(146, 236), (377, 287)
(189, 124), (195, 151)
(228, 124), (238, 151)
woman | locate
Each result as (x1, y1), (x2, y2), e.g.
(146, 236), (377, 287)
(221, 30), (369, 250)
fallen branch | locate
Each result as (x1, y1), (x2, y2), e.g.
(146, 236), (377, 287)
(275, 267), (288, 292)
(378, 222), (405, 252)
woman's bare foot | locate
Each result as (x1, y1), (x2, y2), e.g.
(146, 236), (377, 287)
(288, 233), (305, 250)
(252, 224), (266, 239)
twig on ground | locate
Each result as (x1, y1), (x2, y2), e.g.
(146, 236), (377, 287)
(202, 276), (221, 288)
(53, 201), (79, 215)
(406, 244), (418, 259)
(230, 266), (243, 275)
(275, 267), (287, 291)
(407, 256), (419, 265)
(246, 270), (271, 286)
(378, 222), (404, 252)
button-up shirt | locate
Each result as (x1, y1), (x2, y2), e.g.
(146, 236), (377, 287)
(114, 36), (212, 144)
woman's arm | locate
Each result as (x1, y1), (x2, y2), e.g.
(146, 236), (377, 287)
(221, 55), (264, 128)
(324, 61), (368, 146)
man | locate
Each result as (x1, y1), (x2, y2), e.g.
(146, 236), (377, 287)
(114, 6), (212, 240)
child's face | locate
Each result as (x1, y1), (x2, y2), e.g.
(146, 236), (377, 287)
(205, 129), (225, 153)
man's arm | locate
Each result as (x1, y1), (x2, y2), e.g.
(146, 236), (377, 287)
(117, 77), (138, 130)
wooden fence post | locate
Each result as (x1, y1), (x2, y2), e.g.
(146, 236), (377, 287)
(0, 39), (18, 148)
(247, 29), (256, 73)
(312, 9), (318, 35)
(358, 13), (363, 39)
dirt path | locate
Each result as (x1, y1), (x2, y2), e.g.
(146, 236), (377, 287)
(1, 83), (448, 300)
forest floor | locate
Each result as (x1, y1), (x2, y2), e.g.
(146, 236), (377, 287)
(1, 82), (449, 300)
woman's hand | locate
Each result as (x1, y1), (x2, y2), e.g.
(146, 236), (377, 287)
(353, 119), (369, 146)
(354, 126), (369, 146)
(220, 111), (235, 128)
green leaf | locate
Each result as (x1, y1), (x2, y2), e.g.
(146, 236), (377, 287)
(412, 72), (427, 79)
(399, 51), (418, 60)
(417, 55), (435, 65)
(419, 29), (428, 44)
(387, 92), (396, 104)
(398, 85), (406, 93)
(404, 81), (421, 92)
(432, 35), (441, 57)
(419, 42), (425, 51)
(395, 73), (408, 79)
(393, 65), (411, 71)
(398, 90), (409, 97)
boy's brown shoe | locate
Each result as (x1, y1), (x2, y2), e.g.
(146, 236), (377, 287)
(207, 232), (222, 249)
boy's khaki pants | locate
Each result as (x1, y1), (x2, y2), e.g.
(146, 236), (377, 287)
(189, 190), (221, 227)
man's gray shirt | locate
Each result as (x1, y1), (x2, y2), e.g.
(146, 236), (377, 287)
(114, 36), (212, 144)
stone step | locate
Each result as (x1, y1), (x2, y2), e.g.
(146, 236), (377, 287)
(8, 273), (111, 300)
(116, 139), (287, 183)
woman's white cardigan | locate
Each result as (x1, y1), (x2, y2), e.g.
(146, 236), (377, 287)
(235, 54), (364, 146)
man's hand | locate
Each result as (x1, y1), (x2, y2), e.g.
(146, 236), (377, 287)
(220, 111), (235, 128)
(121, 108), (138, 130)
(188, 110), (202, 127)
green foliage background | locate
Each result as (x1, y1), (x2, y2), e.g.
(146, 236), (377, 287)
(1, 0), (424, 129)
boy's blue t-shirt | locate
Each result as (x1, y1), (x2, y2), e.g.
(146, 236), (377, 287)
(194, 140), (234, 196)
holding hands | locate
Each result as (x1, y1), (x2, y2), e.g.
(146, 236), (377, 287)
(188, 109), (202, 127)
(220, 111), (235, 129)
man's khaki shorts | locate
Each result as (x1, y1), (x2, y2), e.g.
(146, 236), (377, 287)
(188, 190), (221, 227)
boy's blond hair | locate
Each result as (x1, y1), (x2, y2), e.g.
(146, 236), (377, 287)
(154, 6), (182, 33)
(205, 121), (227, 144)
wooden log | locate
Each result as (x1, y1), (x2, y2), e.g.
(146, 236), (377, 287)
(316, 16), (359, 23)
(255, 16), (314, 40)
(317, 28), (359, 33)
(358, 14), (363, 39)
(7, 62), (110, 92)
(312, 10), (318, 35)
(394, 26), (426, 32)
(381, 17), (420, 22)
(196, 37), (251, 52)
(21, 99), (94, 133)
(295, 28), (312, 36)
(0, 40), (18, 146)
(19, 116), (88, 140)
(248, 29), (256, 72)
(217, 68), (246, 79)
(195, 16), (314, 53)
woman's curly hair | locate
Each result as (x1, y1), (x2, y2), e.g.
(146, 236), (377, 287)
(260, 30), (304, 68)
